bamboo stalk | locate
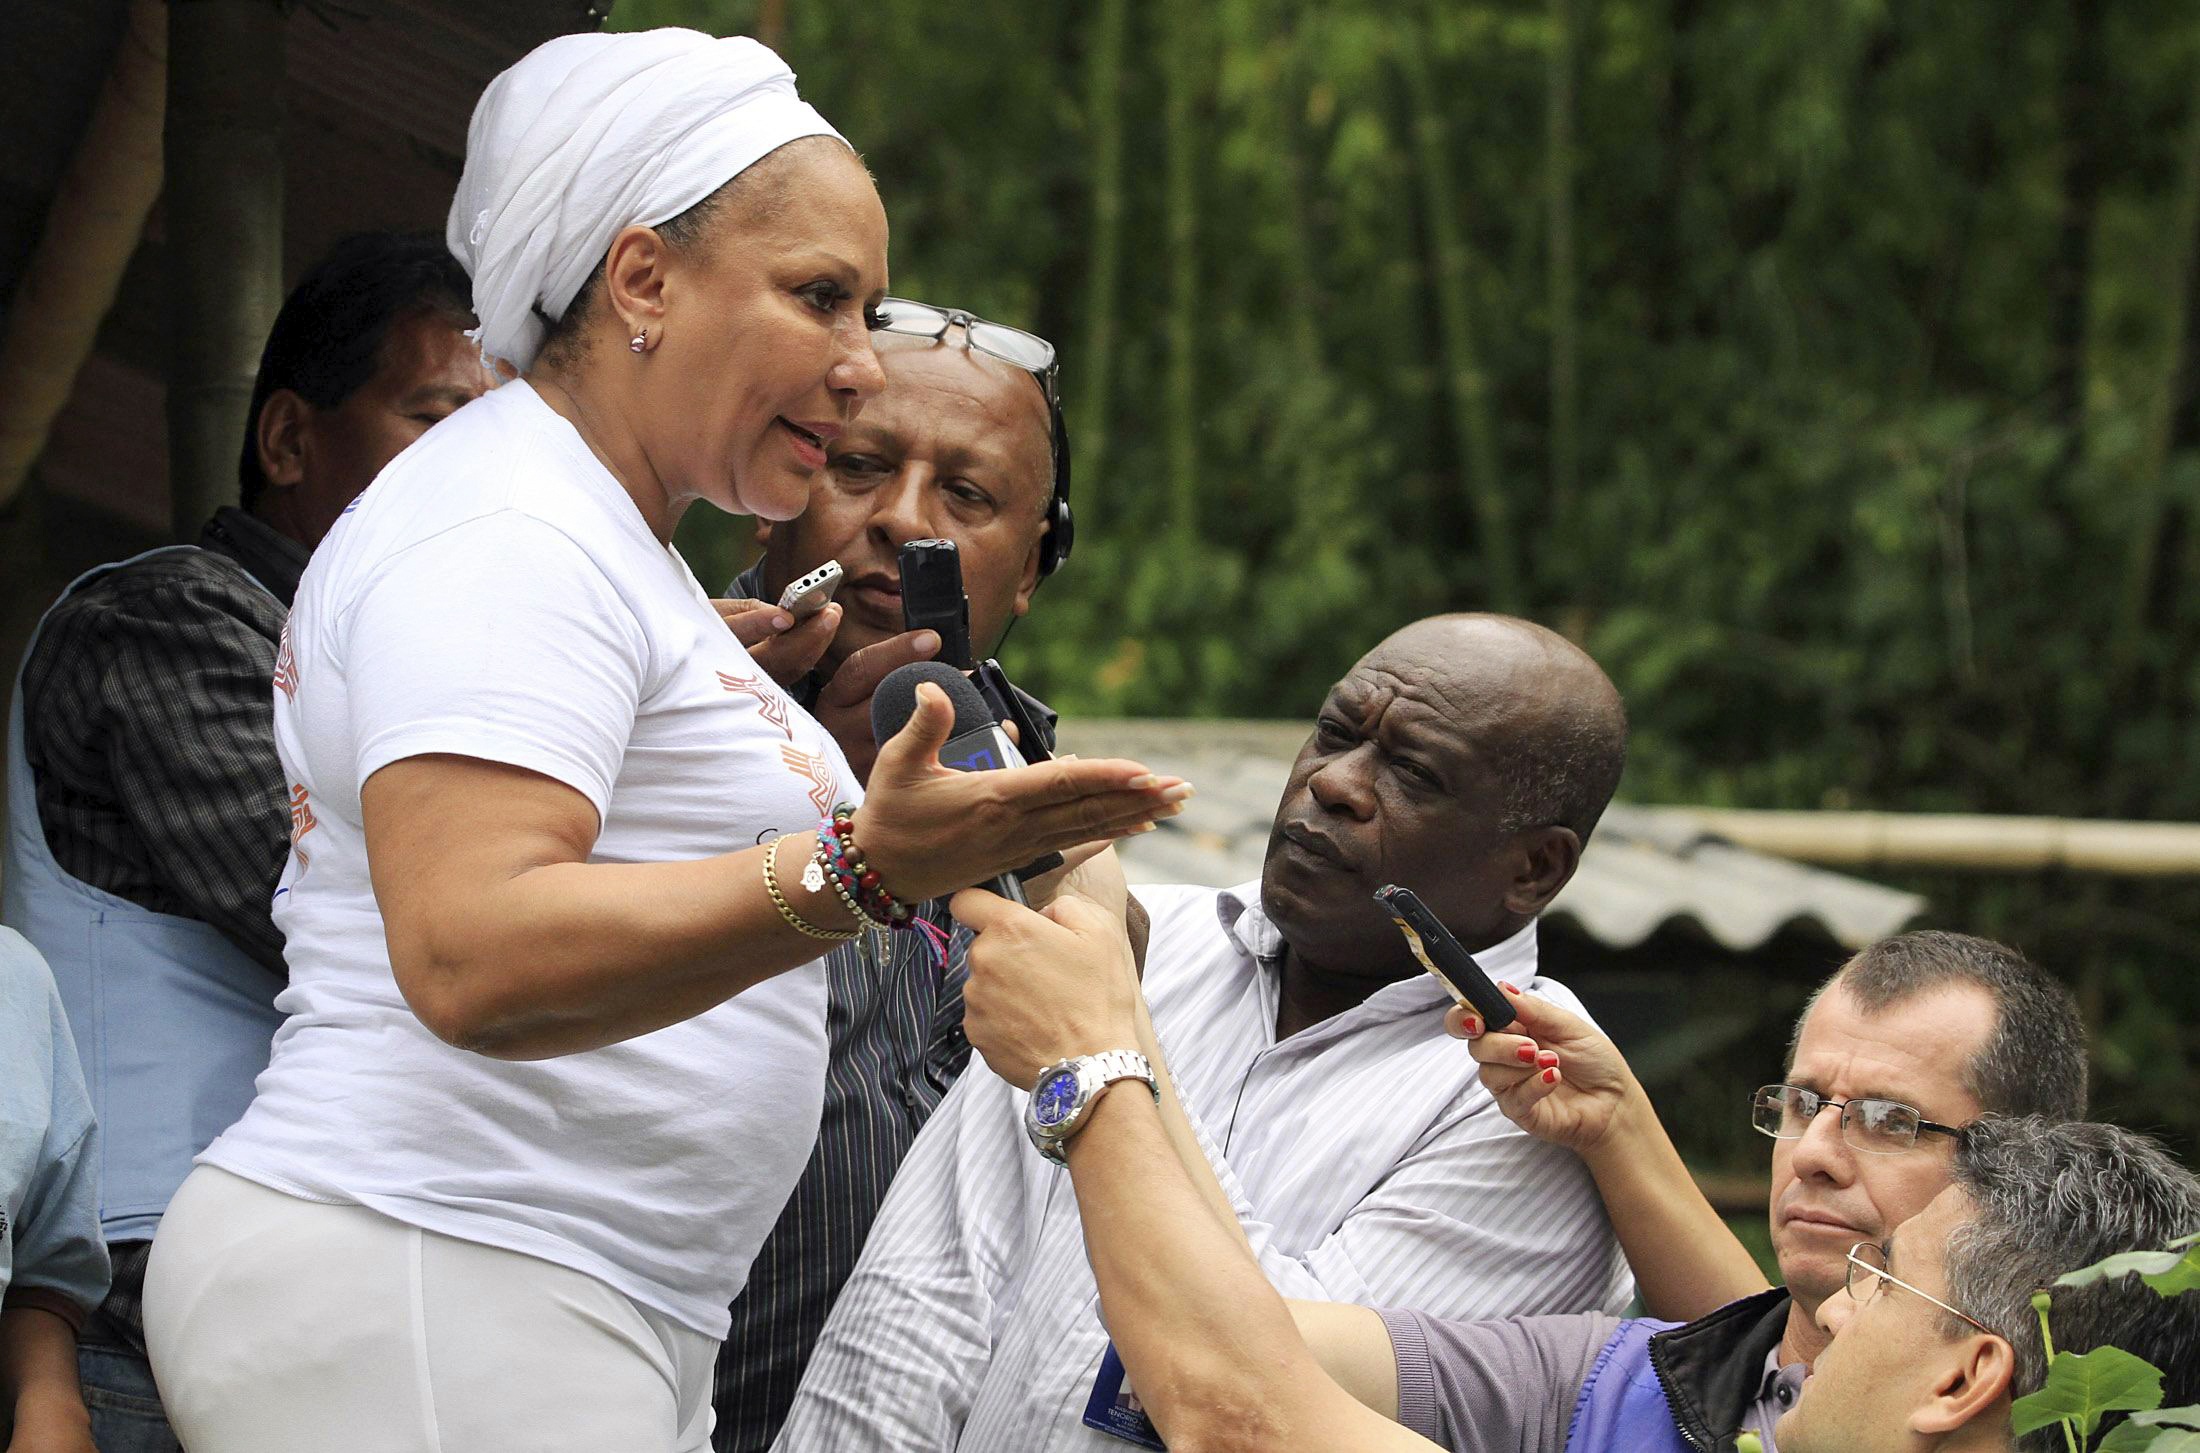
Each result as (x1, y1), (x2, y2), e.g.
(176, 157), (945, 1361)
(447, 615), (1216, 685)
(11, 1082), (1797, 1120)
(1161, 0), (1202, 538)
(2116, 54), (2200, 661)
(1663, 808), (2200, 877)
(1546, 0), (1579, 533)
(1395, 9), (1520, 610)
(1074, 0), (1129, 508)
(165, 0), (287, 542)
(0, 0), (167, 515)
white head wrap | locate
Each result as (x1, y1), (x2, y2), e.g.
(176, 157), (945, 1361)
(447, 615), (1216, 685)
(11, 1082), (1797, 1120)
(447, 28), (846, 373)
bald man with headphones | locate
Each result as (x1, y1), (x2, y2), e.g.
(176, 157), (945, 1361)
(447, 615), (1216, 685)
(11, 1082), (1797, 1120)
(710, 299), (1075, 1453)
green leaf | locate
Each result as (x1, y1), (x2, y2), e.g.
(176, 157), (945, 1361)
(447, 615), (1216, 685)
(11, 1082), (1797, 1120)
(2132, 1409), (2200, 1430)
(2098, 1427), (2200, 1453)
(2008, 1347), (2164, 1440)
(2055, 1242), (2200, 1298)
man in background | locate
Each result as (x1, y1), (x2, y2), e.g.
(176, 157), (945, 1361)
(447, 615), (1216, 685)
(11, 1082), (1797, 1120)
(712, 301), (1072, 1452)
(2, 231), (491, 1451)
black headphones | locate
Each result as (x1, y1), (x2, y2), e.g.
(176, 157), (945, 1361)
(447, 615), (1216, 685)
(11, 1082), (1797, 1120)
(1039, 399), (1075, 579)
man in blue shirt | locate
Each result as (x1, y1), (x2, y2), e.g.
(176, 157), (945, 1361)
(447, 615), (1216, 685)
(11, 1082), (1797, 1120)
(0, 925), (108, 1452)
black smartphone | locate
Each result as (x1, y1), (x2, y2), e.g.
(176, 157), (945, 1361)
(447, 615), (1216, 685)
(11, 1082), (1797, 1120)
(1374, 884), (1516, 1030)
(974, 658), (1064, 882)
(974, 658), (1053, 763)
(900, 539), (973, 669)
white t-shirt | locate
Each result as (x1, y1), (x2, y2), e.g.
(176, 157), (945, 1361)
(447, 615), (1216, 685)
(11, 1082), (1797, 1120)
(202, 380), (854, 1338)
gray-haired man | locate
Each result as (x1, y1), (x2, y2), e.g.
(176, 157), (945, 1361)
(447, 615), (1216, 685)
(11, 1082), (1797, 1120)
(1781, 1115), (2200, 1453)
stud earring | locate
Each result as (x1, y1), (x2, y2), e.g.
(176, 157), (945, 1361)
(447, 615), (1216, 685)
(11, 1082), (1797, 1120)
(629, 327), (648, 354)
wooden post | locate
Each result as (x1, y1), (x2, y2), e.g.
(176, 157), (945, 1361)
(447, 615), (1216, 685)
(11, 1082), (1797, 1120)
(0, 0), (166, 516)
(165, 0), (286, 542)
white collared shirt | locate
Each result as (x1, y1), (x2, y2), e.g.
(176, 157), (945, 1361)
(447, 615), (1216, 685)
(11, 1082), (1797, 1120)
(773, 882), (1634, 1453)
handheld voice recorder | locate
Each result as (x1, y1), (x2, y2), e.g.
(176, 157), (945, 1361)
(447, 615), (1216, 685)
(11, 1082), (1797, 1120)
(899, 539), (974, 669)
(777, 560), (844, 619)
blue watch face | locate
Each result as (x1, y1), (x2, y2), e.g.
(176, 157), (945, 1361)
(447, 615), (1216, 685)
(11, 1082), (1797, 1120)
(1034, 1069), (1080, 1128)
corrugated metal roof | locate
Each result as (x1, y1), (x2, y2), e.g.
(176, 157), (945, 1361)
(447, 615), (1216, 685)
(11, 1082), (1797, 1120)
(1058, 719), (1925, 952)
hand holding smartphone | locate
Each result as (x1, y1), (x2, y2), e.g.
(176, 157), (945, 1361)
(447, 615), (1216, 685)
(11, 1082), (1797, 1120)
(1375, 884), (1516, 1030)
(778, 560), (844, 619)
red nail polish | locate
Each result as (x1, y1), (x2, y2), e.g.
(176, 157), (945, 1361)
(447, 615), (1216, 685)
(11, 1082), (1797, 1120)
(1516, 1044), (1538, 1064)
(1542, 1067), (1558, 1084)
(1462, 1016), (1482, 1037)
(1537, 1051), (1559, 1069)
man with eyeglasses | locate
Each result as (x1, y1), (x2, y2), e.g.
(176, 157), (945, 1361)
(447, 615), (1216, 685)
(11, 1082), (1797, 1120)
(708, 299), (1074, 1452)
(916, 909), (2098, 1452)
(1779, 1116), (2199, 1453)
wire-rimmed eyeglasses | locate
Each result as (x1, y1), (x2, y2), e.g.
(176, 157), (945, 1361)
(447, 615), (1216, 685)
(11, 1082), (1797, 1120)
(871, 297), (1058, 411)
(1752, 1085), (1966, 1156)
(1844, 1242), (1996, 1335)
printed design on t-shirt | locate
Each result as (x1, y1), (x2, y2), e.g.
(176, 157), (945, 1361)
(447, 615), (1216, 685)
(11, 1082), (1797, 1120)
(717, 665), (841, 819)
(288, 784), (317, 870)
(778, 744), (841, 820)
(273, 623), (298, 701)
(718, 669), (792, 741)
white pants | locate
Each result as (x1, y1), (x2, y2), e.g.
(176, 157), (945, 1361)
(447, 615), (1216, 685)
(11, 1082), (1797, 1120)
(145, 1167), (717, 1453)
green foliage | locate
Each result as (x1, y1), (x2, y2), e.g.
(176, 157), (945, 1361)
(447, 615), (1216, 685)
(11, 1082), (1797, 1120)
(2055, 1233), (2200, 1299)
(2017, 1238), (2200, 1451)
(2013, 1347), (2165, 1442)
(615, 0), (2200, 1150)
(2100, 1411), (2200, 1453)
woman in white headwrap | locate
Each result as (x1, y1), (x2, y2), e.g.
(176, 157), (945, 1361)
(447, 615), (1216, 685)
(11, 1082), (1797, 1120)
(140, 30), (1184, 1452)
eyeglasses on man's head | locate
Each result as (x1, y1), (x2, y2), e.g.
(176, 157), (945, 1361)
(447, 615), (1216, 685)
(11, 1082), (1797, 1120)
(870, 297), (1058, 411)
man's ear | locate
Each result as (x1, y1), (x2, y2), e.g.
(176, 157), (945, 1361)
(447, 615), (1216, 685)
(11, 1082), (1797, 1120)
(1503, 825), (1582, 918)
(1909, 1335), (2015, 1438)
(1011, 523), (1045, 615)
(255, 389), (311, 493)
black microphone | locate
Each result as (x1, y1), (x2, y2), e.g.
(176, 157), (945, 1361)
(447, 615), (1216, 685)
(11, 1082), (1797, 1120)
(872, 661), (1030, 905)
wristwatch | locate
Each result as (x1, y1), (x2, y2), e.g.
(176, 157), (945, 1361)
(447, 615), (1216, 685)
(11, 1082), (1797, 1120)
(1025, 1050), (1159, 1165)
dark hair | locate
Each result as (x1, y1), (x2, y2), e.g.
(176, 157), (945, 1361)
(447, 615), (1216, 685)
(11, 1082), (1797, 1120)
(237, 232), (475, 510)
(1484, 624), (1628, 844)
(1943, 1116), (2200, 1450)
(1788, 931), (2089, 1122)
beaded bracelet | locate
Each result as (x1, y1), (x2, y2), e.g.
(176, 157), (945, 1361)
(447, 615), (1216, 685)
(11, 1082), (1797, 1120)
(817, 804), (913, 926)
(814, 806), (952, 968)
(802, 828), (887, 930)
(764, 835), (861, 942)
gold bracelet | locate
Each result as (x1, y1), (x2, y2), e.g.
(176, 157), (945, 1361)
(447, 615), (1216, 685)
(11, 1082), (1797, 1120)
(764, 836), (861, 942)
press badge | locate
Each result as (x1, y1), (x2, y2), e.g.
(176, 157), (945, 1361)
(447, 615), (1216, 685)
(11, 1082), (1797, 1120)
(1082, 1342), (1168, 1449)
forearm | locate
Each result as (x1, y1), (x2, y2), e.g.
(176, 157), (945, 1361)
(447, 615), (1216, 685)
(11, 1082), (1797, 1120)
(387, 834), (853, 1059)
(1582, 1087), (1771, 1319)
(1065, 1090), (1369, 1450)
(0, 1305), (91, 1449)
(1129, 996), (1249, 1247)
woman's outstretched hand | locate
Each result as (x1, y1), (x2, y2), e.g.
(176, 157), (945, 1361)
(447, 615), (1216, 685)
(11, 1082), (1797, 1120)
(854, 683), (1191, 906)
(1450, 984), (1642, 1154)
